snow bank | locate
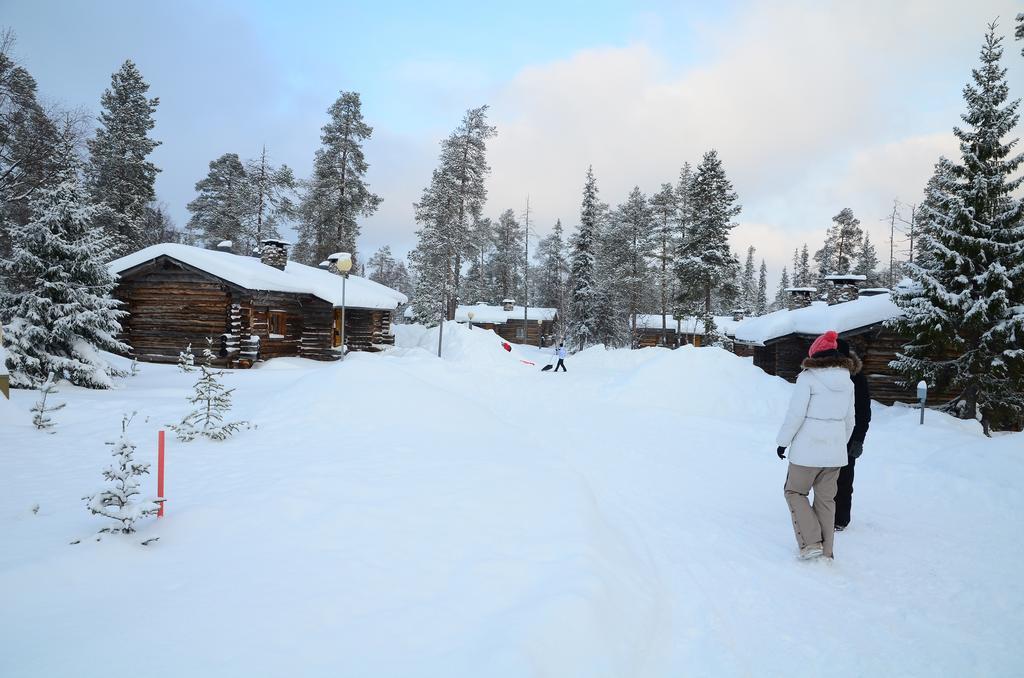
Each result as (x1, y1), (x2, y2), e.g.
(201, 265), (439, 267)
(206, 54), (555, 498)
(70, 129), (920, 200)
(109, 243), (407, 310)
(394, 321), (539, 369)
(734, 293), (903, 345)
(1, 335), (1020, 677)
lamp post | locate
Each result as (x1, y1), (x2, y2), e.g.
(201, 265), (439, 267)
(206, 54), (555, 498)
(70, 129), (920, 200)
(917, 380), (928, 425)
(329, 252), (353, 359)
(467, 310), (475, 330)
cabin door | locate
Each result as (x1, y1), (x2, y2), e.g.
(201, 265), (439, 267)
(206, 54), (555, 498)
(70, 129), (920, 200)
(332, 309), (351, 348)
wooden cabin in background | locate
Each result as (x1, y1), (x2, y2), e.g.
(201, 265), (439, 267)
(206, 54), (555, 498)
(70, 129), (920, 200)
(732, 283), (955, 405)
(634, 313), (743, 349)
(405, 300), (558, 346)
(109, 241), (407, 367)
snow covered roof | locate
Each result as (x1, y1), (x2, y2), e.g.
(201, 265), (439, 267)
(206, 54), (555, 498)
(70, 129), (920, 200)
(109, 243), (407, 310)
(733, 293), (902, 346)
(403, 303), (557, 323)
(635, 314), (742, 337)
(823, 274), (867, 282)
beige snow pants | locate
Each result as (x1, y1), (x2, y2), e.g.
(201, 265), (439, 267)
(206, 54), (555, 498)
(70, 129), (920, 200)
(784, 463), (841, 558)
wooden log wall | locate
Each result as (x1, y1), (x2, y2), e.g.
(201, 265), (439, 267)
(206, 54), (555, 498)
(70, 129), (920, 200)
(246, 291), (309, 361)
(114, 260), (232, 365)
(496, 319), (550, 347)
(755, 328), (961, 406)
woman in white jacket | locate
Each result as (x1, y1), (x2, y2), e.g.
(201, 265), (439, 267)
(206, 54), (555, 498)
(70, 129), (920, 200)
(776, 330), (856, 560)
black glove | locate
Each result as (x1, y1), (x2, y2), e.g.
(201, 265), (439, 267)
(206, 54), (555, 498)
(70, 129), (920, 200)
(777, 446), (787, 460)
(848, 440), (864, 460)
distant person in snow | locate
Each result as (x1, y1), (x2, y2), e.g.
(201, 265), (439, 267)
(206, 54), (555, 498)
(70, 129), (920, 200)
(553, 343), (567, 372)
(775, 330), (856, 560)
(834, 338), (871, 532)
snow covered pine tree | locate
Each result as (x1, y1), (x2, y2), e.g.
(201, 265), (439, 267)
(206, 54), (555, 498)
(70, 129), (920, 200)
(170, 338), (249, 441)
(86, 60), (160, 254)
(890, 23), (1024, 433)
(0, 140), (128, 389)
(83, 413), (161, 540)
(568, 166), (601, 350)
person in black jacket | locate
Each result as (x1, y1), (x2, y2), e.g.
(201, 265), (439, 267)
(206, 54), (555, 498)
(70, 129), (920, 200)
(835, 338), (871, 530)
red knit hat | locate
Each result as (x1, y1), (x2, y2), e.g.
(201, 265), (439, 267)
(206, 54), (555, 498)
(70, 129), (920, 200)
(808, 330), (839, 357)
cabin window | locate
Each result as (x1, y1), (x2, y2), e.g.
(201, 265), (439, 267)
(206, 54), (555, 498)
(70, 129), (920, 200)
(515, 326), (526, 340)
(268, 311), (287, 338)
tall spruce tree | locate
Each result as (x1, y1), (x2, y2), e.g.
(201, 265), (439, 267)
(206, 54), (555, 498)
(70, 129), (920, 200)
(86, 60), (160, 254)
(244, 145), (297, 251)
(755, 259), (768, 315)
(1, 32), (61, 261)
(890, 24), (1024, 433)
(650, 183), (679, 342)
(854, 230), (880, 284)
(410, 106), (496, 323)
(185, 153), (248, 248)
(296, 91), (381, 265)
(366, 245), (412, 297)
(814, 208), (863, 277)
(490, 208), (524, 301)
(614, 186), (654, 341)
(740, 246), (756, 311)
(568, 166), (601, 349)
(463, 216), (495, 305)
(675, 150), (741, 331)
(1, 140), (127, 388)
(533, 219), (570, 328)
(774, 266), (791, 310)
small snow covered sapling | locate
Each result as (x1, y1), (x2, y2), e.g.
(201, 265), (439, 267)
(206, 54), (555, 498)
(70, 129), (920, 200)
(31, 374), (66, 431)
(177, 343), (196, 372)
(169, 337), (250, 442)
(83, 413), (162, 537)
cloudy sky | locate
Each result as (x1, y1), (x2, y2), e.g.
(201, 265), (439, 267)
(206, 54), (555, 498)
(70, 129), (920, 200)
(5, 0), (1023, 285)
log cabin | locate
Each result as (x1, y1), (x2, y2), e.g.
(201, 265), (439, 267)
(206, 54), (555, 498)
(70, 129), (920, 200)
(404, 299), (558, 346)
(634, 313), (743, 349)
(732, 289), (956, 406)
(109, 241), (407, 367)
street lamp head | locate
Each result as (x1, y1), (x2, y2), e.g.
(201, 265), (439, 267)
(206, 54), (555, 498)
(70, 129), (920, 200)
(468, 311), (475, 321)
(916, 380), (928, 402)
(329, 252), (353, 274)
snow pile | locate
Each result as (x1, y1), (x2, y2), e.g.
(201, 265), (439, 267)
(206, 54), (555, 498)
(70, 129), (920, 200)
(109, 243), (407, 310)
(609, 345), (791, 419)
(734, 293), (903, 345)
(393, 321), (538, 369)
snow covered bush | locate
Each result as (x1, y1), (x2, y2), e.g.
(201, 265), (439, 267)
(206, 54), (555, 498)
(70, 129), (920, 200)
(0, 145), (128, 389)
(30, 374), (64, 431)
(83, 413), (161, 535)
(169, 338), (249, 441)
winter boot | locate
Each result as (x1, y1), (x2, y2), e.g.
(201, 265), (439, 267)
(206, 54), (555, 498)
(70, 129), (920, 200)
(834, 524), (847, 532)
(799, 543), (824, 560)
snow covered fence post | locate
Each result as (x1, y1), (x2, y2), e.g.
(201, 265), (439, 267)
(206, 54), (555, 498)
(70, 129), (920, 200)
(917, 381), (928, 425)
(157, 430), (165, 517)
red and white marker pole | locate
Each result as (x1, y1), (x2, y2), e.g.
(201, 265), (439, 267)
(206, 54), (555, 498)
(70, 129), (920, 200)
(157, 430), (165, 518)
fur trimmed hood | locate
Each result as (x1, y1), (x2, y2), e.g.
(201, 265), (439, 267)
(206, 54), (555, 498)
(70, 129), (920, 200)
(801, 353), (857, 373)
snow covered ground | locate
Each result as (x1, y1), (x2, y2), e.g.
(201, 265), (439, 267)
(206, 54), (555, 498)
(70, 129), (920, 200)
(1, 322), (1021, 677)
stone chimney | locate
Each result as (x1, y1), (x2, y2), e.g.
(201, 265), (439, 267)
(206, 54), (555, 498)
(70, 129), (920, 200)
(786, 287), (816, 309)
(824, 274), (865, 305)
(732, 308), (746, 322)
(501, 298), (515, 312)
(260, 239), (291, 270)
